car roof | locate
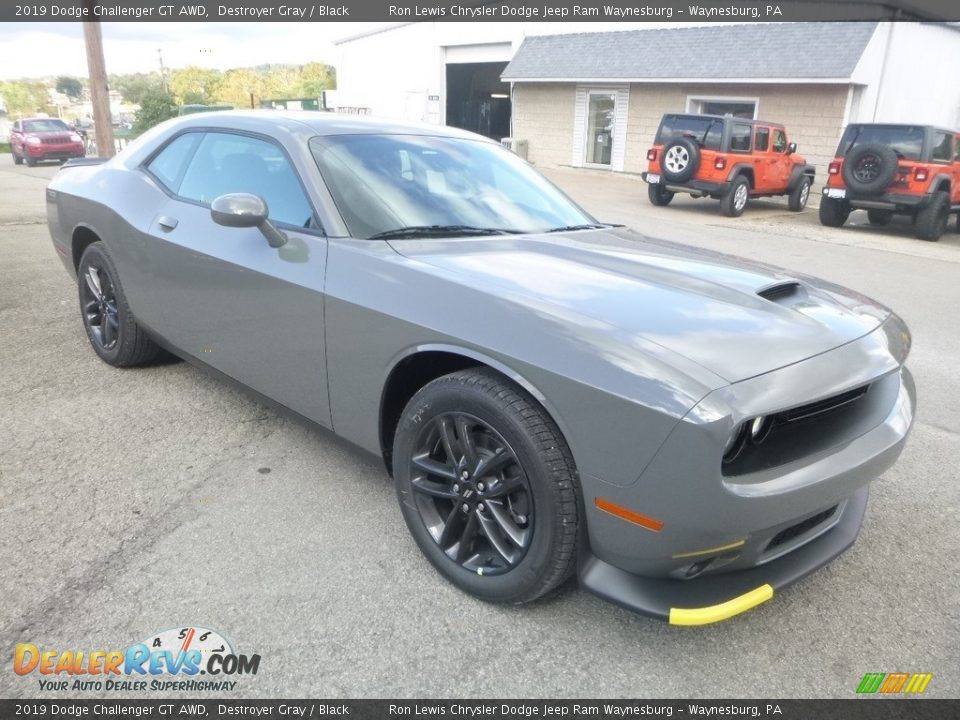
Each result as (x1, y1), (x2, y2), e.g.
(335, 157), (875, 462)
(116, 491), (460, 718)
(169, 109), (497, 142)
(662, 113), (785, 129)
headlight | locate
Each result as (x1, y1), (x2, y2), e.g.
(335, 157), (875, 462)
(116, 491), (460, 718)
(69, 133), (82, 143)
(25, 136), (41, 145)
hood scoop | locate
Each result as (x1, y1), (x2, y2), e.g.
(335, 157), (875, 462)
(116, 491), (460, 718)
(757, 281), (806, 306)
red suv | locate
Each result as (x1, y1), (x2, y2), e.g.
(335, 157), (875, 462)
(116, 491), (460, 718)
(820, 123), (960, 241)
(9, 117), (86, 166)
(643, 113), (815, 217)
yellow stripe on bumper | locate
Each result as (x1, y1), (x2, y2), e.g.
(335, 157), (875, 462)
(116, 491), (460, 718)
(669, 584), (774, 626)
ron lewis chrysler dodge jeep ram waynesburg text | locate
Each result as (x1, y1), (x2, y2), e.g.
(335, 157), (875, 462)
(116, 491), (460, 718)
(45, 112), (915, 625)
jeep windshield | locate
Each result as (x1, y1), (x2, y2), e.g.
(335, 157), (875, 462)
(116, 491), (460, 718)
(23, 119), (70, 133)
(838, 125), (925, 162)
(656, 116), (723, 150)
(309, 134), (598, 240)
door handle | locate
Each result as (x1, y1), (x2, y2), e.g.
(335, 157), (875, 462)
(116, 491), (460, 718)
(157, 216), (179, 231)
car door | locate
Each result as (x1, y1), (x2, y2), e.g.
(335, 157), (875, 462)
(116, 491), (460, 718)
(769, 128), (792, 192)
(140, 129), (332, 427)
(752, 126), (772, 191)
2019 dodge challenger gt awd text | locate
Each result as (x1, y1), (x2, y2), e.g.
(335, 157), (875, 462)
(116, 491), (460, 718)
(46, 112), (916, 625)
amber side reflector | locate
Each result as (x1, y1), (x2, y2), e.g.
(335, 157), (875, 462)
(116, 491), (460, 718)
(594, 497), (664, 532)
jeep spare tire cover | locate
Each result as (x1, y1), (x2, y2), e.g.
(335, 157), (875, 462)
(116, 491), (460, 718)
(842, 142), (899, 195)
(661, 136), (701, 183)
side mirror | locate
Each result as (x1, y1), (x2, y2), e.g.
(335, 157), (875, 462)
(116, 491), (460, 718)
(210, 193), (287, 248)
(787, 142), (797, 155)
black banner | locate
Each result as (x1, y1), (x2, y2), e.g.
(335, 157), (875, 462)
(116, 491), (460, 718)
(3, 0), (960, 23)
(0, 700), (956, 720)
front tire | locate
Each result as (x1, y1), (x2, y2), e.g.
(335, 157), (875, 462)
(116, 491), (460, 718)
(647, 182), (674, 207)
(393, 368), (580, 605)
(78, 242), (162, 367)
(25, 155), (37, 167)
(915, 191), (949, 242)
(12, 149), (23, 165)
(819, 196), (850, 227)
(721, 176), (750, 217)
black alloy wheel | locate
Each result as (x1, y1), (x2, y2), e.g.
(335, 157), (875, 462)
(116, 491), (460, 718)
(407, 412), (533, 575)
(80, 262), (120, 351)
(393, 368), (580, 604)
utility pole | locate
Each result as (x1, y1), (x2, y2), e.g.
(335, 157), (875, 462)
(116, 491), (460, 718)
(82, 2), (115, 158)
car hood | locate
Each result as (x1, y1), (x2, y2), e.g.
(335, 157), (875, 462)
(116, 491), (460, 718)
(388, 227), (890, 383)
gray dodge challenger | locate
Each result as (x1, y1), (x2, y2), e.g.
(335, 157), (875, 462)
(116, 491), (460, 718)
(46, 111), (916, 624)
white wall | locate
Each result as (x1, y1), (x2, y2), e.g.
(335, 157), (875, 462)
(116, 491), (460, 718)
(333, 21), (691, 124)
(850, 22), (960, 127)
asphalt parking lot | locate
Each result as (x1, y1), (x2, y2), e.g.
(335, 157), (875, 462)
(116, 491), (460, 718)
(1, 154), (958, 699)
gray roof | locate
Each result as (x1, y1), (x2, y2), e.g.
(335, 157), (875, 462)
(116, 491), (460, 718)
(502, 23), (877, 81)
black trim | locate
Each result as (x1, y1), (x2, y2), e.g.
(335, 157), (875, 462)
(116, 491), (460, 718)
(787, 164), (816, 192)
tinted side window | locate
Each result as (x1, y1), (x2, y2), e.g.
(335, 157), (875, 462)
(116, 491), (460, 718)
(147, 133), (202, 193)
(730, 123), (752, 152)
(755, 127), (770, 152)
(178, 132), (313, 227)
(772, 129), (787, 153)
(931, 132), (952, 163)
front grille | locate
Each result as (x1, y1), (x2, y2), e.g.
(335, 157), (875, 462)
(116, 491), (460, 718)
(766, 506), (838, 552)
(45, 136), (71, 145)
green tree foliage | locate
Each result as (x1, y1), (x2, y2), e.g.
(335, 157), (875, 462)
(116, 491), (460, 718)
(169, 66), (222, 105)
(0, 80), (54, 116)
(134, 87), (178, 133)
(294, 62), (337, 97)
(55, 76), (84, 100)
(109, 72), (163, 105)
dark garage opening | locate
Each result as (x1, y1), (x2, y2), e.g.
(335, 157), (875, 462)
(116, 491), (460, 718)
(445, 62), (511, 141)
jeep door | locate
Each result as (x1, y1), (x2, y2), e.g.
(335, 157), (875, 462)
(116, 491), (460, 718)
(139, 129), (332, 426)
(769, 128), (792, 192)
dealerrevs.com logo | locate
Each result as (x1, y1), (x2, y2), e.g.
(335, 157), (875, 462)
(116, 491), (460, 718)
(14, 627), (260, 692)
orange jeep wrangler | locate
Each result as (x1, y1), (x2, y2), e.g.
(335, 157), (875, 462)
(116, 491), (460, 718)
(820, 123), (960, 241)
(643, 113), (815, 217)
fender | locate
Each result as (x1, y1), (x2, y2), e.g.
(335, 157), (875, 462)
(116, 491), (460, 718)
(725, 163), (754, 185)
(926, 173), (952, 195)
(787, 164), (816, 192)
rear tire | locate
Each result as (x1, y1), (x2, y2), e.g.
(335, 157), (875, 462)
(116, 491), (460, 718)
(78, 242), (162, 367)
(867, 209), (893, 227)
(819, 197), (850, 227)
(393, 368), (580, 605)
(647, 182), (674, 207)
(720, 176), (750, 217)
(915, 191), (949, 242)
(788, 176), (811, 212)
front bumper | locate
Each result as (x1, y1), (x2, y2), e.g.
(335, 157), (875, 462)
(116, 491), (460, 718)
(27, 144), (85, 161)
(577, 316), (916, 624)
(580, 485), (867, 625)
(643, 171), (729, 198)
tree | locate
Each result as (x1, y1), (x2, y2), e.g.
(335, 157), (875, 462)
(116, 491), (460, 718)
(134, 87), (178, 133)
(110, 72), (163, 105)
(55, 76), (84, 100)
(169, 66), (222, 105)
(0, 80), (54, 116)
(294, 63), (336, 97)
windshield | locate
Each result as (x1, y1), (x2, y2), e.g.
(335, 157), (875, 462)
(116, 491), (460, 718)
(838, 125), (925, 161)
(309, 134), (597, 239)
(656, 116), (723, 150)
(23, 119), (70, 133)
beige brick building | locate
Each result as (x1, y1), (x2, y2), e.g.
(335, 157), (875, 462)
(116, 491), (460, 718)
(502, 23), (960, 183)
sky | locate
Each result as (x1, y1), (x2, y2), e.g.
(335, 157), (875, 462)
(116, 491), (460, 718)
(0, 22), (385, 79)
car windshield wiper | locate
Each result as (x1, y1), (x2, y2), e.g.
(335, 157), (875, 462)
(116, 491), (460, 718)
(368, 225), (522, 240)
(545, 223), (611, 233)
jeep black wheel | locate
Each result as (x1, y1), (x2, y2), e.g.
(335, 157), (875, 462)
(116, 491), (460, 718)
(393, 368), (580, 604)
(867, 209), (894, 227)
(660, 137), (700, 183)
(720, 176), (750, 217)
(788, 176), (811, 212)
(647, 182), (674, 207)
(78, 242), (163, 367)
(819, 197), (851, 228)
(842, 143), (898, 195)
(915, 191), (949, 242)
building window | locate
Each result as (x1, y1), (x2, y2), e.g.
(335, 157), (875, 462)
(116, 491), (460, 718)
(573, 85), (629, 171)
(687, 96), (758, 119)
